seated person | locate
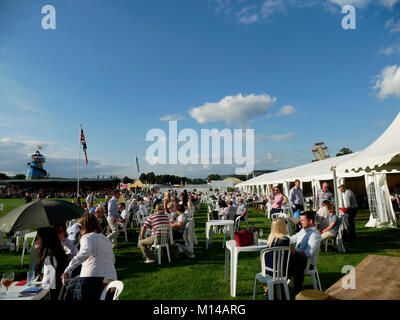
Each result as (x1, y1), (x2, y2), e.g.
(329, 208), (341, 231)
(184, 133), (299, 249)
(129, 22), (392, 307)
(138, 204), (170, 264)
(320, 203), (340, 241)
(87, 203), (96, 214)
(67, 220), (80, 247)
(34, 227), (68, 300)
(138, 201), (148, 217)
(168, 202), (177, 222)
(265, 217), (290, 276)
(117, 202), (130, 229)
(94, 206), (109, 235)
(289, 211), (322, 296)
(222, 200), (236, 221)
(170, 204), (187, 241)
(54, 223), (78, 262)
(128, 199), (139, 215)
(316, 200), (331, 230)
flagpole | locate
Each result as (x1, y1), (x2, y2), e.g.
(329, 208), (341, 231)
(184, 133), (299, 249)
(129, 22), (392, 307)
(77, 125), (81, 197)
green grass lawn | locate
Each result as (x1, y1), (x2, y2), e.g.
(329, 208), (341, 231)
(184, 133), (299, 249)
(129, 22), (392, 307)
(1, 198), (399, 300)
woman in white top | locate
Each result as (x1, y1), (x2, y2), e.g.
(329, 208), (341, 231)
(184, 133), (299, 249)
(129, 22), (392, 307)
(316, 200), (331, 230)
(33, 227), (69, 300)
(61, 214), (117, 300)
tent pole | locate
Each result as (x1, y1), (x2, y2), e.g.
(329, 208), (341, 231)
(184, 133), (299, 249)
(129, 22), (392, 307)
(331, 165), (340, 215)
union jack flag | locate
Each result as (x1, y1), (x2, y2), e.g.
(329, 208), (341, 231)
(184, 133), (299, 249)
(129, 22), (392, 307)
(80, 127), (88, 165)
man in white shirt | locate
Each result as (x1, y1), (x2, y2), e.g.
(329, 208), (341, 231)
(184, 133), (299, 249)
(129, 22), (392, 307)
(86, 191), (96, 206)
(107, 190), (120, 249)
(117, 202), (130, 229)
(289, 211), (322, 295)
(289, 179), (304, 212)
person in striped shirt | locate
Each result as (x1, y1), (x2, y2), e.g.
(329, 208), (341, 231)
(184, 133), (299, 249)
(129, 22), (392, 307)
(138, 203), (170, 263)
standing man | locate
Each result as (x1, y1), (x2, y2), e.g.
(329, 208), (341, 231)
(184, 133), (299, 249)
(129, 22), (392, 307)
(107, 189), (120, 249)
(315, 182), (335, 210)
(86, 191), (96, 206)
(236, 198), (248, 226)
(289, 180), (305, 212)
(338, 184), (358, 240)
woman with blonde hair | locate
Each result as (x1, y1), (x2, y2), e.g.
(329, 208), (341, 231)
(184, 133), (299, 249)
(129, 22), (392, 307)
(163, 192), (171, 212)
(265, 218), (290, 274)
(263, 217), (290, 295)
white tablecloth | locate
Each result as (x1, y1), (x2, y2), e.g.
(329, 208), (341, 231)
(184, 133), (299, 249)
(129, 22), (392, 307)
(205, 220), (234, 250)
(0, 282), (50, 300)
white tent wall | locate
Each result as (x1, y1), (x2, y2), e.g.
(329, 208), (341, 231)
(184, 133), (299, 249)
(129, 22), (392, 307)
(364, 173), (397, 228)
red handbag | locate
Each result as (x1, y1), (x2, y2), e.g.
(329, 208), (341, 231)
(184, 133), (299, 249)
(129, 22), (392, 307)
(234, 229), (253, 247)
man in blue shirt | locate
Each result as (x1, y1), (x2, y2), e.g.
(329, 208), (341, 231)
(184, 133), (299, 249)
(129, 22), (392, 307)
(107, 189), (120, 249)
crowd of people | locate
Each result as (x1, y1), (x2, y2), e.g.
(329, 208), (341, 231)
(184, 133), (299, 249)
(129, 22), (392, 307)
(1, 179), (381, 300)
(27, 188), (199, 300)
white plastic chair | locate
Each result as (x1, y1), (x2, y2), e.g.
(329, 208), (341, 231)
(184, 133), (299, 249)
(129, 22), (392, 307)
(13, 229), (30, 252)
(253, 246), (291, 300)
(152, 224), (172, 264)
(20, 231), (37, 267)
(271, 213), (293, 236)
(234, 215), (249, 231)
(99, 280), (124, 300)
(118, 221), (128, 242)
(304, 249), (322, 291)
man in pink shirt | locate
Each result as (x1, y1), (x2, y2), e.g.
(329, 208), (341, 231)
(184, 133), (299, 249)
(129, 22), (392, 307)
(270, 186), (284, 219)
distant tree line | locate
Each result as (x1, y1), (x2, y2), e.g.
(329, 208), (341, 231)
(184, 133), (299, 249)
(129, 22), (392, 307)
(0, 173), (26, 180)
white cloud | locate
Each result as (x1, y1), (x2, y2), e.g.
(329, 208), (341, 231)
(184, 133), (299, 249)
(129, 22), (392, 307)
(188, 93), (277, 127)
(329, 0), (371, 9)
(372, 120), (387, 128)
(374, 65), (400, 99)
(160, 114), (186, 121)
(276, 105), (296, 116)
(379, 44), (400, 55)
(260, 0), (286, 19)
(236, 6), (259, 24)
(256, 132), (296, 141)
(378, 0), (400, 8)
(266, 104), (296, 118)
(386, 18), (400, 34)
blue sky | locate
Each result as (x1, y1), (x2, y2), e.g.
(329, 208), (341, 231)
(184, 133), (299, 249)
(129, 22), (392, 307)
(0, 0), (399, 179)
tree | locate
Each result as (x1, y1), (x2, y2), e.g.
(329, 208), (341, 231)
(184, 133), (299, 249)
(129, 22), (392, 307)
(207, 174), (221, 181)
(12, 174), (26, 180)
(122, 176), (133, 184)
(139, 173), (148, 183)
(0, 173), (10, 180)
(147, 172), (156, 184)
(336, 147), (353, 157)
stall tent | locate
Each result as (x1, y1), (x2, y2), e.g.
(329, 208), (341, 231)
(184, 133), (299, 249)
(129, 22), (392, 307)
(335, 113), (400, 228)
(237, 113), (400, 228)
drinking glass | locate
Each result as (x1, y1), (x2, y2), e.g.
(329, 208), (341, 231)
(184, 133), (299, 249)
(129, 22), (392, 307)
(258, 228), (264, 239)
(2, 272), (15, 298)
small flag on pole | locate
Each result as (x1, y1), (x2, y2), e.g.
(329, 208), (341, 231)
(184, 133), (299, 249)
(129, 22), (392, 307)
(136, 155), (140, 174)
(80, 127), (88, 165)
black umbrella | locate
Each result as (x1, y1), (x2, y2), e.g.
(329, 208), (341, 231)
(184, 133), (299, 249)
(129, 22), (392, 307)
(0, 200), (84, 234)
